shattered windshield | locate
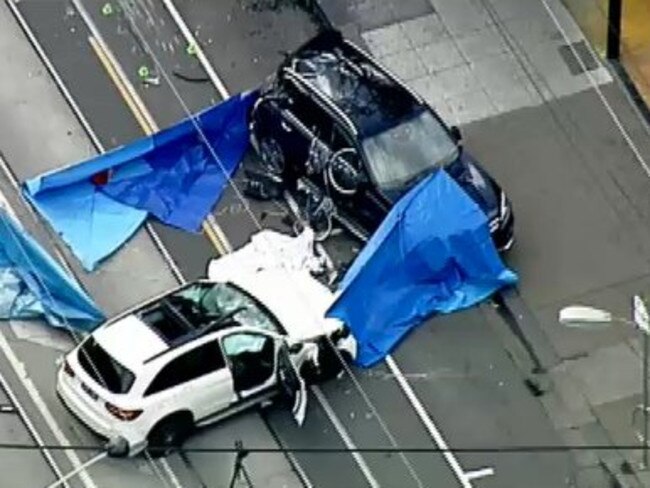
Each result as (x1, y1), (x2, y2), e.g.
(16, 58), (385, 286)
(292, 49), (416, 134)
(140, 282), (282, 343)
(361, 110), (459, 191)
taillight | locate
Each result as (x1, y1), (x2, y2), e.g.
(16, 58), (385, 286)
(62, 360), (75, 378)
(105, 402), (142, 421)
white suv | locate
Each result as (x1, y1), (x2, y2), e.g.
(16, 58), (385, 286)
(57, 269), (356, 456)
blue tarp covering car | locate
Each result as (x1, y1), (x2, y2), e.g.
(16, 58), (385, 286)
(0, 208), (104, 330)
(24, 91), (257, 271)
(327, 169), (518, 367)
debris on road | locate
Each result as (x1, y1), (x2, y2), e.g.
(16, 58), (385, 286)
(208, 227), (328, 278)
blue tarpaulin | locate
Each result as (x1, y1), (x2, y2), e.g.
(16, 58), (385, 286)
(24, 91), (258, 271)
(0, 208), (104, 330)
(327, 169), (518, 367)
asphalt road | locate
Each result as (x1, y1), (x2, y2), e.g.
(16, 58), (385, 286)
(5, 0), (650, 487)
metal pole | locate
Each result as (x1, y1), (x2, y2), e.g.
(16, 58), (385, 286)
(643, 332), (648, 469)
(607, 0), (622, 59)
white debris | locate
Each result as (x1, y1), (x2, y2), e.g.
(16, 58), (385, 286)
(207, 228), (327, 279)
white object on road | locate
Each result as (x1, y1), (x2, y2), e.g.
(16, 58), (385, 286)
(207, 228), (326, 279)
(558, 306), (614, 328)
(634, 295), (650, 334)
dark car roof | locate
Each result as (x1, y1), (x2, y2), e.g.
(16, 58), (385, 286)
(287, 30), (422, 137)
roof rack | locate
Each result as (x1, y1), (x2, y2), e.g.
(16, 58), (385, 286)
(284, 67), (358, 137)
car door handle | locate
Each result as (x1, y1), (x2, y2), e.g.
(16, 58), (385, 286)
(280, 120), (293, 132)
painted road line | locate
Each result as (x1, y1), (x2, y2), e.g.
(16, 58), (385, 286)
(0, 328), (96, 488)
(4, 0), (185, 283)
(159, 0), (229, 99)
(158, 458), (185, 488)
(78, 0), (228, 256)
(385, 356), (494, 486)
(0, 338), (67, 487)
(46, 453), (108, 488)
(465, 467), (496, 481)
(312, 386), (380, 488)
(540, 0), (650, 177)
(70, 0), (157, 131)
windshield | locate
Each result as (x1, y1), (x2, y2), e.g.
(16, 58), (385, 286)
(361, 110), (459, 190)
(78, 336), (135, 394)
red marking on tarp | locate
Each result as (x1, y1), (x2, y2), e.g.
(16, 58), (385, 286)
(90, 169), (112, 186)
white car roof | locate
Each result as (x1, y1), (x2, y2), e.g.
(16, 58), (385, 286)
(93, 314), (167, 371)
(227, 269), (340, 341)
(90, 269), (340, 372)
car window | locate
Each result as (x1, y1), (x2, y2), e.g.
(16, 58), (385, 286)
(203, 283), (283, 335)
(78, 336), (135, 394)
(222, 332), (276, 390)
(361, 109), (459, 191)
(222, 332), (270, 356)
(145, 339), (225, 396)
(140, 282), (283, 343)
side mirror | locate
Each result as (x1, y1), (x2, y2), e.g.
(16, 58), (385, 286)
(450, 125), (462, 143)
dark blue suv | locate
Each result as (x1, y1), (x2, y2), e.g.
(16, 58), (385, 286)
(249, 30), (514, 250)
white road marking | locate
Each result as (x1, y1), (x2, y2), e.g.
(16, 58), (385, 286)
(312, 386), (380, 488)
(0, 337), (68, 486)
(385, 356), (493, 488)
(465, 467), (495, 481)
(9, 320), (71, 352)
(46, 453), (107, 488)
(159, 0), (229, 99)
(0, 329), (97, 488)
(539, 0), (650, 178)
(158, 458), (185, 488)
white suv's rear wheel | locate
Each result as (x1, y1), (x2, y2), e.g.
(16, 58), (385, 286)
(146, 413), (193, 458)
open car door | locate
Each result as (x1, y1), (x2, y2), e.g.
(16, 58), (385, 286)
(276, 343), (308, 426)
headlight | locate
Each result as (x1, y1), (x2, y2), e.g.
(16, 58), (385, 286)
(499, 192), (510, 220)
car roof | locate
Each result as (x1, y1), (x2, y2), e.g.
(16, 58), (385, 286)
(287, 30), (421, 137)
(228, 269), (339, 341)
(93, 314), (168, 372)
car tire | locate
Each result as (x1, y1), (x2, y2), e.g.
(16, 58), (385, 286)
(146, 413), (193, 458)
(258, 137), (285, 176)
